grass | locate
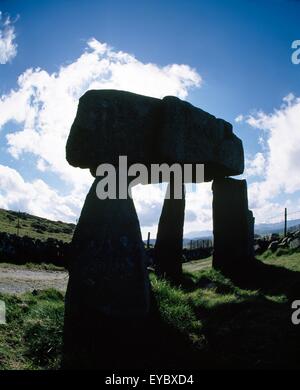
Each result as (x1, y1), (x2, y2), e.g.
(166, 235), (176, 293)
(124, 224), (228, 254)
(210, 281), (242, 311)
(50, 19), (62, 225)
(0, 208), (75, 242)
(261, 250), (300, 271)
(0, 289), (64, 370)
(259, 246), (300, 260)
(151, 276), (201, 335)
(1, 253), (300, 369)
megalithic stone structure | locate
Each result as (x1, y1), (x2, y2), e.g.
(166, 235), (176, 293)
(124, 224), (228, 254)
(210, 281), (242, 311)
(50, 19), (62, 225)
(64, 89), (247, 369)
(212, 178), (255, 276)
(154, 180), (185, 283)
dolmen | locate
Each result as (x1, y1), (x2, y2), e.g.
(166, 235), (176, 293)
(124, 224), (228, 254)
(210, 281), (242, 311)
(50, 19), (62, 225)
(62, 89), (253, 369)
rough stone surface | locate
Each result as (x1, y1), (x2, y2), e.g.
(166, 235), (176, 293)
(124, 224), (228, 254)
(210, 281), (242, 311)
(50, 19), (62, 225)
(268, 240), (279, 252)
(212, 178), (254, 275)
(63, 177), (150, 369)
(66, 90), (161, 169)
(254, 229), (300, 255)
(159, 96), (244, 179)
(154, 180), (185, 282)
(289, 238), (300, 250)
(66, 89), (244, 179)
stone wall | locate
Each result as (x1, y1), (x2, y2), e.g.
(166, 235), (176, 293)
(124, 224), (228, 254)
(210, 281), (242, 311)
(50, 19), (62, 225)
(0, 232), (68, 267)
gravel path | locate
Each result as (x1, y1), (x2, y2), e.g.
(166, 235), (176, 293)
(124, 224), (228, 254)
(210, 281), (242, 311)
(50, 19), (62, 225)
(0, 258), (211, 295)
(183, 258), (212, 272)
(0, 266), (68, 294)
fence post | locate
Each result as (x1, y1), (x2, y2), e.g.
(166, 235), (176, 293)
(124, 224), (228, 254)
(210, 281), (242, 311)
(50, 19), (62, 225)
(284, 208), (287, 237)
(17, 210), (20, 236)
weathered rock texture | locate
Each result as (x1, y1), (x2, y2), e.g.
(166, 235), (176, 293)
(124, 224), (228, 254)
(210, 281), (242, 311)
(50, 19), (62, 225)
(66, 90), (244, 179)
(212, 178), (255, 275)
(159, 96), (244, 180)
(63, 177), (150, 368)
(254, 230), (300, 255)
(154, 180), (185, 282)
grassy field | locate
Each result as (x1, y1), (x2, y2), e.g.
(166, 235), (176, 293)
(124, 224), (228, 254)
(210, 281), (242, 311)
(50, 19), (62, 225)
(0, 208), (75, 242)
(1, 252), (300, 369)
(0, 289), (64, 369)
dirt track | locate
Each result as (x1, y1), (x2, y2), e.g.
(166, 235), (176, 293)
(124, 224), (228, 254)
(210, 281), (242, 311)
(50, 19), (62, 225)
(0, 258), (211, 295)
(183, 258), (212, 272)
(0, 265), (68, 294)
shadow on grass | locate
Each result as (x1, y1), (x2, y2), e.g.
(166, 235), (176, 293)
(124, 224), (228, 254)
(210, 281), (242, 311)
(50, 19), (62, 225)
(62, 289), (214, 370)
(142, 291), (216, 369)
(228, 258), (300, 299)
(181, 258), (300, 299)
(148, 259), (300, 369)
(145, 286), (300, 369)
(196, 297), (300, 369)
(62, 257), (300, 369)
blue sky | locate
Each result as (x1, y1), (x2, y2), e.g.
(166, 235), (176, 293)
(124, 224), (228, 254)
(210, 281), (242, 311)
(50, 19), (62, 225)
(0, 0), (300, 238)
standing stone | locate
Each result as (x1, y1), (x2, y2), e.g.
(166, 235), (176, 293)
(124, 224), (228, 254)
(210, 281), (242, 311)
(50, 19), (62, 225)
(63, 177), (150, 369)
(154, 180), (185, 283)
(212, 178), (254, 276)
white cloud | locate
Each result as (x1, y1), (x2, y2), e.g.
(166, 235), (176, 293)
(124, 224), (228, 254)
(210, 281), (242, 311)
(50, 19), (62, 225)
(132, 183), (166, 238)
(239, 94), (300, 223)
(0, 165), (83, 221)
(245, 152), (266, 177)
(132, 182), (213, 239)
(235, 114), (244, 123)
(1, 39), (201, 187)
(246, 94), (300, 193)
(184, 183), (213, 234)
(0, 12), (17, 64)
(0, 38), (202, 233)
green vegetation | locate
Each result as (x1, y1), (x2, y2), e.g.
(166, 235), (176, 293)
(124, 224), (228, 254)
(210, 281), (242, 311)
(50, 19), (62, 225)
(259, 246), (300, 260)
(0, 289), (64, 369)
(0, 208), (75, 242)
(258, 250), (300, 274)
(1, 253), (300, 369)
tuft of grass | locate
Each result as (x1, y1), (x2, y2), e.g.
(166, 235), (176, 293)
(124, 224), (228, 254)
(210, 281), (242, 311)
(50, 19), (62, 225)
(150, 275), (201, 335)
(0, 289), (64, 370)
(259, 250), (300, 271)
(24, 299), (63, 368)
(261, 247), (300, 259)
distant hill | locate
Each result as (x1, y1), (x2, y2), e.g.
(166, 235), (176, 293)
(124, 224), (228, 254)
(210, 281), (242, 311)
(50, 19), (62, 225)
(183, 230), (213, 239)
(1, 207), (300, 245)
(145, 219), (300, 245)
(0, 208), (75, 242)
(254, 219), (300, 236)
(182, 219), (300, 240)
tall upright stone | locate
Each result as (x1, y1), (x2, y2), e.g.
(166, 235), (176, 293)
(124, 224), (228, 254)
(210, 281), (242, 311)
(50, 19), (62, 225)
(212, 178), (254, 276)
(63, 177), (150, 369)
(155, 180), (185, 283)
